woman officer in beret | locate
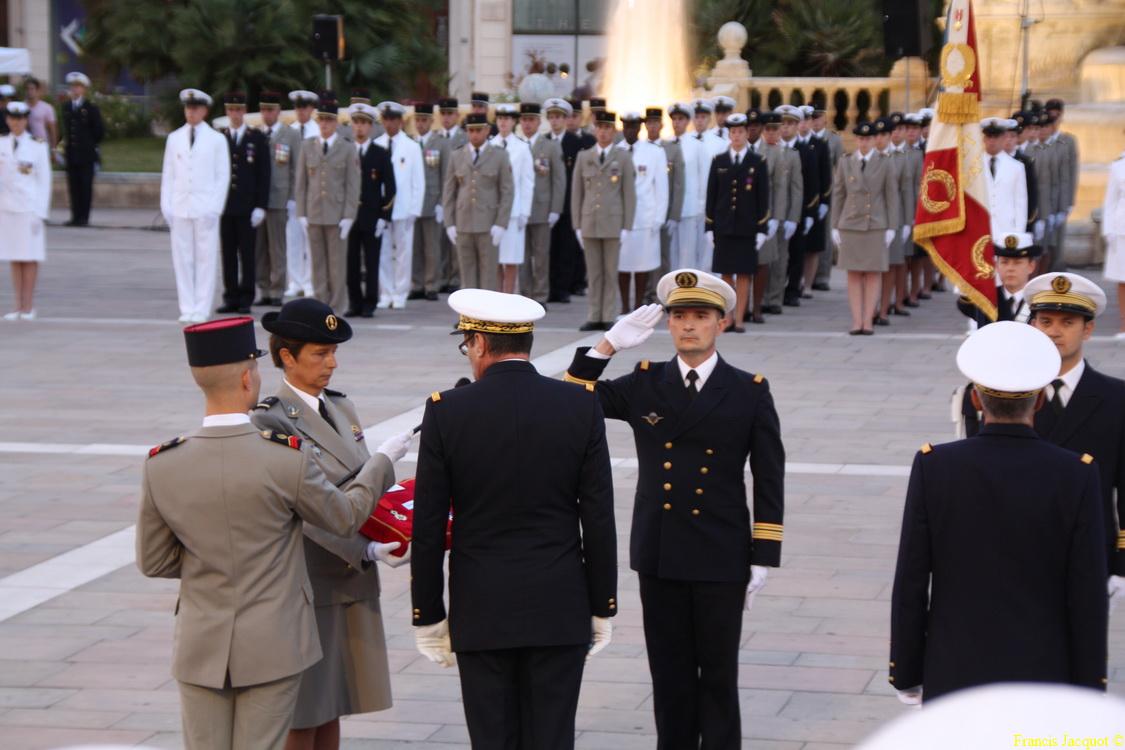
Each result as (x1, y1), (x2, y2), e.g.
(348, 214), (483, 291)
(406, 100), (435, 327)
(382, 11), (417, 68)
(252, 297), (414, 750)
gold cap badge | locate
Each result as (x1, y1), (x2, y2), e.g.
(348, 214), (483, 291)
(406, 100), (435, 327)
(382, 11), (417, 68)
(1051, 276), (1071, 294)
(325, 314), (338, 331)
(675, 271), (698, 288)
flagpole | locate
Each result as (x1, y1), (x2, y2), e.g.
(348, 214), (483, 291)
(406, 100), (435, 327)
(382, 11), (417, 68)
(1018, 0), (1040, 110)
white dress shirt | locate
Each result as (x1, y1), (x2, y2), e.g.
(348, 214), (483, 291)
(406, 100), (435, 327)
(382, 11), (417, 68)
(284, 378), (327, 412)
(677, 352), (719, 389)
(1045, 359), (1084, 409)
(202, 413), (251, 427)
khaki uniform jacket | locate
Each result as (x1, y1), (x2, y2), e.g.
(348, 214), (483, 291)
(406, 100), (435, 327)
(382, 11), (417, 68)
(903, 145), (924, 226)
(252, 383), (392, 606)
(890, 149), (913, 230)
(442, 142), (515, 234)
(570, 146), (637, 238)
(763, 142), (803, 225)
(264, 123), (303, 209)
(295, 136), (360, 225)
(528, 134), (566, 225)
(660, 139), (686, 223)
(831, 152), (901, 232)
(1055, 132), (1079, 212)
(418, 131), (450, 219)
(1031, 141), (1061, 220)
(136, 423), (388, 689)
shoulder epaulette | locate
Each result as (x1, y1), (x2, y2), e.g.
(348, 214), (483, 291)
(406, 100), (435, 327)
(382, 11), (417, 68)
(920, 442), (933, 455)
(753, 373), (765, 384)
(1081, 453), (1094, 464)
(639, 360), (650, 371)
(430, 391), (442, 403)
(148, 436), (185, 458)
(260, 430), (302, 450)
(254, 396), (279, 411)
(563, 372), (597, 388)
(584, 382), (595, 392)
(323, 388), (346, 398)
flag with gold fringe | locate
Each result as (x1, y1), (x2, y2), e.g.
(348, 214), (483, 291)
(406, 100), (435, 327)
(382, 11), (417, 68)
(914, 0), (997, 321)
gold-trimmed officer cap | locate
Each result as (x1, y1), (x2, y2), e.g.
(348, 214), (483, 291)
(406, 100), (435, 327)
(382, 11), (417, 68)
(348, 103), (376, 123)
(956, 321), (1061, 400)
(448, 289), (545, 335)
(1023, 272), (1106, 318)
(657, 269), (736, 315)
(994, 231), (1042, 259)
(179, 88), (212, 107)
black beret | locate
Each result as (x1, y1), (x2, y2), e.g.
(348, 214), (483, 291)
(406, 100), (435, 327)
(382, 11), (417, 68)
(184, 317), (267, 367)
(261, 299), (353, 344)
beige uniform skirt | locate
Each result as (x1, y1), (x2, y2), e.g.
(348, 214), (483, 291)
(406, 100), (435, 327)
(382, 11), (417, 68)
(838, 229), (888, 273)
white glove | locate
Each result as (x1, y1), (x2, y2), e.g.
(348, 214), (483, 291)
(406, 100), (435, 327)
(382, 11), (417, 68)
(619, 229), (630, 244)
(803, 216), (814, 234)
(1055, 211), (1066, 227)
(884, 229), (896, 248)
(250, 208), (266, 228)
(446, 225), (457, 244)
(901, 225), (911, 243)
(783, 221), (797, 241)
(705, 230), (714, 247)
(575, 229), (584, 249)
(1109, 575), (1125, 614)
(745, 564), (769, 610)
(490, 224), (506, 247)
(375, 218), (388, 238)
(364, 541), (410, 567)
(548, 212), (560, 227)
(897, 686), (923, 706)
(415, 619), (455, 668)
(434, 204), (444, 224)
(663, 219), (679, 233)
(817, 203), (829, 221)
(298, 216), (309, 232)
(1034, 219), (1046, 241)
(766, 219), (779, 239)
(375, 430), (413, 463)
(588, 616), (613, 662)
(755, 233), (767, 250)
(339, 218), (354, 240)
(831, 228), (842, 246)
(604, 302), (664, 351)
(286, 199), (297, 219)
(517, 215), (528, 230)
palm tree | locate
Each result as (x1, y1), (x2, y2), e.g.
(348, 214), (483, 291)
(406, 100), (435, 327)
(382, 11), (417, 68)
(774, 0), (887, 77)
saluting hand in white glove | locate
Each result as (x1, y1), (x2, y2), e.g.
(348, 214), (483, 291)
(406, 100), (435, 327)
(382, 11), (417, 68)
(415, 619), (455, 668)
(604, 303), (664, 352)
(587, 616), (613, 662)
(376, 430), (413, 463)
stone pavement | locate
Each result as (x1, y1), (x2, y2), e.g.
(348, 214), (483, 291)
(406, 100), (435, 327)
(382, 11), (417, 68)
(0, 211), (1122, 749)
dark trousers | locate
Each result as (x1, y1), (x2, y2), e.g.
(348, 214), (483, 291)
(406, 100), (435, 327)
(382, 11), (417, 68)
(220, 214), (256, 308)
(66, 161), (95, 224)
(347, 226), (381, 313)
(549, 214), (581, 299)
(457, 644), (587, 750)
(639, 574), (747, 750)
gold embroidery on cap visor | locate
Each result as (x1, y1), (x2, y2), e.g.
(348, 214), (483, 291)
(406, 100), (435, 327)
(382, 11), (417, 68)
(455, 316), (535, 334)
(1029, 291), (1097, 315)
(973, 384), (1041, 400)
(664, 286), (728, 312)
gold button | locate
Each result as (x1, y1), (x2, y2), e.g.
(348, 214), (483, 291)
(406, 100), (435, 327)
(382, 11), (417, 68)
(663, 461), (672, 470)
(695, 488), (703, 495)
(706, 449), (714, 455)
(700, 467), (709, 475)
(691, 509), (700, 516)
(665, 442), (673, 449)
(609, 603), (616, 610)
(663, 482), (672, 491)
(889, 661), (895, 667)
(663, 502), (672, 510)
(608, 598), (616, 604)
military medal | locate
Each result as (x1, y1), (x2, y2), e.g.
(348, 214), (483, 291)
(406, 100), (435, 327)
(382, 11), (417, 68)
(286, 405), (300, 418)
(275, 143), (290, 164)
(637, 164), (647, 176)
(352, 424), (365, 442)
(610, 165), (620, 183)
(17, 161), (32, 175)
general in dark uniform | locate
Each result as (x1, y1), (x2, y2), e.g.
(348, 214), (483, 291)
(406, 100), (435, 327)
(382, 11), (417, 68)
(564, 270), (785, 750)
(218, 92), (270, 314)
(411, 289), (617, 750)
(344, 103), (395, 318)
(61, 72), (103, 227)
(891, 321), (1108, 705)
(1026, 273), (1125, 589)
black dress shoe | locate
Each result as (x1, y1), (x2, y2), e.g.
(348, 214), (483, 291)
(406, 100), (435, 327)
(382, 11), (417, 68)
(407, 290), (425, 301)
(344, 308), (362, 317)
(860, 328), (874, 335)
(812, 283), (830, 292)
(425, 292), (439, 301)
(571, 288), (587, 297)
(729, 325), (746, 333)
(361, 310), (375, 318)
(579, 321), (604, 331)
(800, 292), (814, 300)
(918, 292), (932, 300)
(762, 305), (783, 315)
(548, 295), (571, 304)
(750, 315), (767, 324)
(874, 316), (890, 326)
(849, 329), (863, 336)
(891, 307), (911, 317)
(215, 304), (239, 314)
(783, 297), (801, 307)
(253, 298), (271, 306)
(903, 299), (920, 308)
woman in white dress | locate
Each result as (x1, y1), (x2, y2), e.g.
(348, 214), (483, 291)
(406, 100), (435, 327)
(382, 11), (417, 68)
(615, 112), (668, 315)
(0, 101), (51, 320)
(1102, 151), (1125, 337)
(491, 104), (533, 293)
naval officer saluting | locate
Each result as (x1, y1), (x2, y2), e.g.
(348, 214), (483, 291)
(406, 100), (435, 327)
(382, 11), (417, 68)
(563, 270), (785, 750)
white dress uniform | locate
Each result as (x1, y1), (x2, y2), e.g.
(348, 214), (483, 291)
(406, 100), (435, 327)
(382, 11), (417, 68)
(983, 150), (1028, 244)
(1102, 153), (1125, 282)
(615, 139), (668, 273)
(286, 118), (319, 297)
(0, 131), (51, 262)
(492, 133), (534, 265)
(670, 132), (708, 270)
(160, 120), (231, 321)
(374, 129), (424, 308)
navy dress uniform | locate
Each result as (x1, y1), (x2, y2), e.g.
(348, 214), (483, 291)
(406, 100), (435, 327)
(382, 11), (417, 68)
(218, 93), (271, 314)
(412, 289), (617, 750)
(345, 104), (396, 317)
(891, 322), (1108, 704)
(1025, 273), (1125, 578)
(252, 299), (404, 731)
(1010, 112), (1041, 234)
(61, 72), (104, 226)
(705, 117), (771, 275)
(564, 271), (785, 750)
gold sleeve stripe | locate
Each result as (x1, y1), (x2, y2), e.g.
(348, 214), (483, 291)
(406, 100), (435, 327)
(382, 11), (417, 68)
(563, 372), (597, 387)
(1117, 531), (1125, 550)
(754, 522), (784, 531)
(753, 531), (784, 541)
(758, 208), (771, 225)
(806, 195), (820, 209)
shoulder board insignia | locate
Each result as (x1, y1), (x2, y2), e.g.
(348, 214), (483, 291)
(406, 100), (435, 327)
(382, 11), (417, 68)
(261, 430), (302, 450)
(148, 436), (185, 458)
(254, 396), (280, 411)
(585, 382), (595, 392)
(430, 391), (442, 403)
(639, 360), (650, 371)
(323, 388), (346, 398)
(1081, 453), (1094, 464)
(920, 442), (933, 454)
(753, 373), (765, 384)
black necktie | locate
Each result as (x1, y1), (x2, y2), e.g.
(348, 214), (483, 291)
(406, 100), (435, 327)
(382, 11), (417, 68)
(599, 150), (605, 164)
(189, 127), (195, 148)
(686, 370), (699, 400)
(1049, 379), (1065, 416)
(990, 156), (996, 177)
(11, 138), (17, 153)
(322, 140), (328, 155)
(734, 153), (740, 166)
(473, 147), (479, 164)
(861, 158), (866, 172)
(318, 399), (338, 431)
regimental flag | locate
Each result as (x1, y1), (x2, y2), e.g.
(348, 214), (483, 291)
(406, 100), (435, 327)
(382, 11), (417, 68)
(914, 0), (997, 320)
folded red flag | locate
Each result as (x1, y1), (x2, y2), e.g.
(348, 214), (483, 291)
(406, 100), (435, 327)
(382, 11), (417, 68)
(360, 479), (452, 557)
